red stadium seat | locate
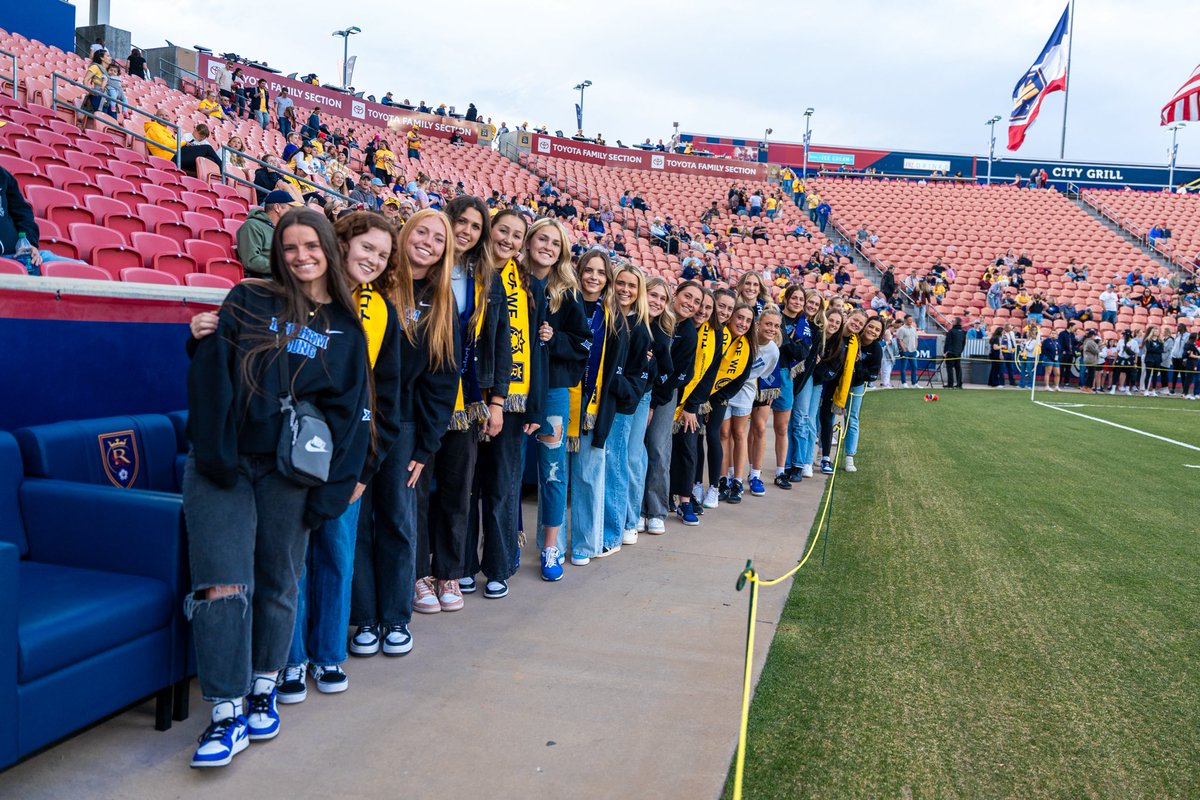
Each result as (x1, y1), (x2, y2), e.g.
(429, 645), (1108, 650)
(154, 221), (193, 248)
(101, 213), (148, 242)
(25, 185), (75, 217)
(153, 253), (199, 281)
(0, 257), (28, 275)
(68, 223), (125, 262)
(182, 211), (220, 236)
(96, 175), (137, 197)
(137, 203), (181, 229)
(204, 258), (244, 282)
(92, 246), (143, 279)
(43, 263), (113, 281)
(184, 239), (225, 266)
(129, 231), (182, 268)
(185, 273), (235, 289)
(84, 194), (132, 219)
(121, 267), (180, 285)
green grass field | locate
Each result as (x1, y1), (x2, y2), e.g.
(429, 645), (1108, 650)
(728, 390), (1200, 799)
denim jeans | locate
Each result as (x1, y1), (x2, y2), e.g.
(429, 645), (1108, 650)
(536, 387), (570, 535)
(621, 394), (652, 531)
(898, 351), (919, 385)
(642, 401), (675, 519)
(476, 411), (526, 582)
(1101, 310), (1117, 324)
(568, 430), (605, 558)
(256, 110), (269, 129)
(288, 498), (360, 668)
(788, 375), (820, 468)
(603, 411), (633, 549)
(844, 385), (867, 456)
(1018, 356), (1036, 388)
(987, 295), (1001, 310)
(350, 421), (417, 629)
(182, 453), (310, 702)
(914, 306), (927, 330)
(879, 357), (894, 386)
(278, 115), (291, 137)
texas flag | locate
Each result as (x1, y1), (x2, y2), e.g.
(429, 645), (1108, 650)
(1007, 5), (1070, 151)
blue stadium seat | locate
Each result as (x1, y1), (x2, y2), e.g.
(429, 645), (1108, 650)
(0, 431), (186, 770)
(14, 414), (181, 493)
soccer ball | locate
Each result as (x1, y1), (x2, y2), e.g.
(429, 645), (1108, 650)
(924, 393), (939, 402)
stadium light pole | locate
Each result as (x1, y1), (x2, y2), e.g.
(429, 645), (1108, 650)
(574, 80), (593, 132)
(763, 127), (772, 163)
(802, 108), (814, 179)
(1167, 123), (1185, 191)
(986, 115), (1002, 185)
(332, 27), (361, 90)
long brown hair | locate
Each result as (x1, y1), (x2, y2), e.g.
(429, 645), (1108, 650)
(523, 217), (577, 314)
(334, 211), (399, 295)
(645, 276), (677, 336)
(393, 209), (458, 371)
(491, 209), (534, 314)
(576, 249), (626, 332)
(446, 195), (495, 333)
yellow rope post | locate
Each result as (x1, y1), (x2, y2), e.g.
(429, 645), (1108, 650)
(731, 424), (845, 799)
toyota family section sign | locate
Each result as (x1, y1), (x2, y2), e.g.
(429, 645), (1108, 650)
(531, 134), (767, 180)
(197, 54), (484, 144)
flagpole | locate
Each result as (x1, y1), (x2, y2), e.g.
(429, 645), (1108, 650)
(1059, 0), (1075, 159)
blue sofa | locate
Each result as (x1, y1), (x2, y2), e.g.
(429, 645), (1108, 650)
(0, 431), (185, 770)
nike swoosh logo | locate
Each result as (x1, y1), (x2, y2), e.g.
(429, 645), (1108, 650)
(304, 437), (329, 453)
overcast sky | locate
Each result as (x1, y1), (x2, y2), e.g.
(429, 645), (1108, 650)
(77, 0), (1197, 167)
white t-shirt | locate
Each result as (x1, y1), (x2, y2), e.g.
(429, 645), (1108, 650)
(731, 340), (779, 409)
(1099, 290), (1118, 312)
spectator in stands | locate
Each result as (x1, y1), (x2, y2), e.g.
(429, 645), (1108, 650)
(179, 124), (221, 176)
(143, 105), (178, 160)
(300, 107), (320, 141)
(407, 128), (422, 159)
(896, 317), (919, 387)
(236, 190), (296, 277)
(250, 82), (271, 130)
(275, 87), (294, 136)
(465, 102), (478, 121)
(102, 62), (127, 119)
(81, 50), (109, 121)
(0, 166), (82, 273)
(381, 197), (404, 227)
(943, 317), (965, 388)
(89, 36), (105, 54)
(1099, 284), (1119, 324)
(198, 89), (225, 120)
(815, 200), (831, 233)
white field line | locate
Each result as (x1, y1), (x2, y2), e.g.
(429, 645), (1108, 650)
(1038, 401), (1200, 414)
(1033, 401), (1200, 452)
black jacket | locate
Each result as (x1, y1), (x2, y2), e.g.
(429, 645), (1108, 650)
(648, 323), (677, 408)
(476, 271), (513, 398)
(794, 317), (825, 392)
(880, 270), (896, 298)
(581, 300), (631, 449)
(359, 294), (403, 485)
(542, 286), (592, 389)
(659, 318), (698, 410)
(709, 332), (754, 408)
(682, 324), (725, 414)
(0, 166), (39, 255)
(186, 283), (371, 530)
(253, 166), (288, 203)
(613, 317), (654, 415)
(944, 325), (966, 357)
(851, 340), (883, 387)
(780, 313), (813, 371)
(400, 278), (463, 465)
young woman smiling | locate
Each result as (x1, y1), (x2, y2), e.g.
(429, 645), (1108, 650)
(695, 289), (738, 509)
(527, 219), (592, 577)
(631, 277), (676, 539)
(711, 302), (757, 503)
(642, 280), (702, 534)
(835, 314), (884, 473)
(730, 306), (781, 500)
(601, 264), (655, 552)
(765, 286), (811, 488)
(350, 209), (460, 659)
(671, 284), (724, 526)
(786, 290), (825, 480)
(411, 196), (511, 612)
(814, 309), (853, 474)
(735, 270), (769, 317)
(183, 208), (371, 768)
(471, 209), (546, 600)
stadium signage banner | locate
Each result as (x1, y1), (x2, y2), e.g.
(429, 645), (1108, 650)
(531, 134), (766, 179)
(197, 54), (483, 144)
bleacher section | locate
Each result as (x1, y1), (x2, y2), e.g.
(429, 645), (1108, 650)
(809, 177), (1200, 335)
(1082, 188), (1200, 270)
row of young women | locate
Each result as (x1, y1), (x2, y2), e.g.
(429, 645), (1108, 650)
(179, 198), (884, 769)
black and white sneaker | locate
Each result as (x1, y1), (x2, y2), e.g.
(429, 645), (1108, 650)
(382, 624), (413, 656)
(312, 664), (349, 694)
(459, 575), (477, 594)
(773, 473), (792, 490)
(276, 664), (307, 704)
(349, 624), (380, 657)
(483, 579), (509, 599)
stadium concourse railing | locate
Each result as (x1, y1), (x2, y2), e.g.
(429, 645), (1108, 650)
(50, 71), (184, 169)
(157, 58), (206, 96)
(0, 48), (16, 99)
(1073, 183), (1199, 278)
(0, 269), (226, 303)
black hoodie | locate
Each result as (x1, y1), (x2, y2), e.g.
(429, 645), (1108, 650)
(400, 278), (463, 465)
(0, 166), (38, 255)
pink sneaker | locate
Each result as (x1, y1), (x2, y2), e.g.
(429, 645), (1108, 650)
(436, 579), (464, 612)
(413, 576), (440, 614)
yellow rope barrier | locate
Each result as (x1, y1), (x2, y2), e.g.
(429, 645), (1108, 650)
(731, 423), (845, 800)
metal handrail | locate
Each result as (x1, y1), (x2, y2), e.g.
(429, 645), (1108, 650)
(220, 146), (352, 206)
(158, 58), (204, 94)
(0, 48), (16, 100)
(51, 71), (183, 168)
(832, 219), (948, 332)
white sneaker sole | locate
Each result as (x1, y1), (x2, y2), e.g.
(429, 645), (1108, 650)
(276, 689), (307, 705)
(622, 530), (638, 545)
(315, 679), (349, 694)
(191, 733), (248, 768)
(570, 556), (591, 566)
(348, 641), (379, 657)
(382, 640), (413, 656)
(594, 546), (620, 559)
(413, 601), (441, 615)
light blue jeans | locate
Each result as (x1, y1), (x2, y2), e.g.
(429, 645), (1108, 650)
(623, 394), (652, 530)
(843, 385), (867, 457)
(603, 412), (632, 549)
(568, 429), (605, 558)
(788, 375), (820, 468)
(288, 498), (360, 668)
(535, 387), (571, 540)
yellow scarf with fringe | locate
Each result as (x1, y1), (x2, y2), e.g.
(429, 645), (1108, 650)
(567, 301), (608, 452)
(450, 277), (489, 430)
(712, 332), (750, 407)
(831, 333), (860, 409)
(354, 283), (388, 368)
(675, 321), (718, 422)
(501, 258), (532, 412)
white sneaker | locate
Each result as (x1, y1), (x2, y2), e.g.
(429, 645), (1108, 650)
(801, 464), (814, 479)
(646, 517), (666, 534)
(622, 528), (638, 545)
(636, 517), (646, 533)
(702, 485), (720, 508)
(844, 456), (857, 473)
(570, 554), (591, 566)
(692, 482), (705, 507)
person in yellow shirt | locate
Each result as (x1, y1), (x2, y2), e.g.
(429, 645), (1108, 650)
(765, 195), (778, 220)
(197, 90), (225, 120)
(406, 128), (421, 160)
(1015, 289), (1032, 308)
(683, 141), (694, 155)
(144, 105), (178, 160)
(373, 142), (396, 183)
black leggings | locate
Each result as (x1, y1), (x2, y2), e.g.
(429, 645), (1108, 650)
(694, 408), (724, 487)
(818, 380), (836, 458)
(670, 426), (699, 498)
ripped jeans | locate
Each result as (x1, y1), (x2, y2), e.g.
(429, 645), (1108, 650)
(182, 452), (311, 702)
(535, 387), (570, 550)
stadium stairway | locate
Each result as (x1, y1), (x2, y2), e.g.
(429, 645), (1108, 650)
(1071, 192), (1177, 274)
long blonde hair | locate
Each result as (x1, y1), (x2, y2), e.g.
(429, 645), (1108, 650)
(645, 276), (677, 336)
(523, 217), (577, 313)
(393, 209), (458, 371)
(576, 249), (626, 332)
(614, 263), (650, 331)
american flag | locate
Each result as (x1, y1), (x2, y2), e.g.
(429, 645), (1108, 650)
(1161, 64), (1200, 125)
